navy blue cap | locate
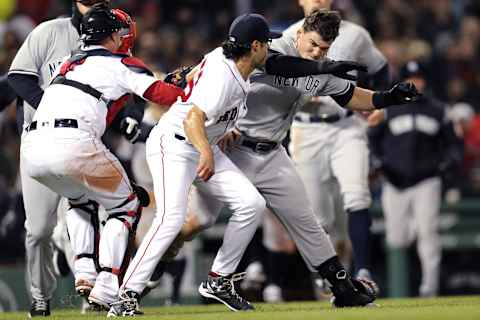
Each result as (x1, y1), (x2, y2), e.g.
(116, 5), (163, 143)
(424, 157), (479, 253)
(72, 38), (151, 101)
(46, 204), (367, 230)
(228, 13), (282, 47)
(399, 60), (428, 80)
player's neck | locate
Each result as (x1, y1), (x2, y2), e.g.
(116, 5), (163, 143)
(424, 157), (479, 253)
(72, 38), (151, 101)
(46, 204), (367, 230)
(235, 58), (255, 81)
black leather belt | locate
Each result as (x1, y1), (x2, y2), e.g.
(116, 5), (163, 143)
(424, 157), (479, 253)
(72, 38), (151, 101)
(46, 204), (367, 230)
(241, 138), (278, 153)
(174, 133), (185, 141)
(26, 119), (78, 132)
(294, 110), (353, 123)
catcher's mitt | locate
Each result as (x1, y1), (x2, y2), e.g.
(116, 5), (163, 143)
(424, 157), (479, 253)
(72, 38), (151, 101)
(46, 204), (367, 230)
(163, 65), (194, 89)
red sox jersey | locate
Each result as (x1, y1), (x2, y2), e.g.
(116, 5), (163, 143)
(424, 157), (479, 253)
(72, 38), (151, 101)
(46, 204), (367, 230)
(160, 47), (248, 145)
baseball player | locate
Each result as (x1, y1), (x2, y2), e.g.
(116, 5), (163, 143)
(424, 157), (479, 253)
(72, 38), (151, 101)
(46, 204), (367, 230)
(7, 1), (117, 317)
(287, 0), (391, 279)
(187, 9), (419, 310)
(20, 5), (185, 312)
(108, 12), (376, 316)
(369, 61), (461, 297)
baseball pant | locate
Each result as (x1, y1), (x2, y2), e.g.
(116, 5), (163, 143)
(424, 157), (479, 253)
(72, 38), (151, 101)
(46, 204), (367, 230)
(21, 126), (139, 304)
(382, 177), (441, 295)
(192, 141), (337, 272)
(120, 125), (265, 294)
(289, 116), (371, 238)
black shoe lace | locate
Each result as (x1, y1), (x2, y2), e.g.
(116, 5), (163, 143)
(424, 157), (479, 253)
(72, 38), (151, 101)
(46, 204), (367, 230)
(32, 299), (48, 311)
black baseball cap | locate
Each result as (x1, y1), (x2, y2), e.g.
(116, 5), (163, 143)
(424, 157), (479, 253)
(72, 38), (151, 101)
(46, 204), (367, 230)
(228, 13), (282, 47)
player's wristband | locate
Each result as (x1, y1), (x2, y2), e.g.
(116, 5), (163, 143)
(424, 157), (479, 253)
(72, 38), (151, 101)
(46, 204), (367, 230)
(372, 91), (394, 109)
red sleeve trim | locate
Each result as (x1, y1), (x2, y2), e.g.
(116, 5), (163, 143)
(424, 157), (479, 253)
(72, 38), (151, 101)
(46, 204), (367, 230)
(143, 80), (185, 107)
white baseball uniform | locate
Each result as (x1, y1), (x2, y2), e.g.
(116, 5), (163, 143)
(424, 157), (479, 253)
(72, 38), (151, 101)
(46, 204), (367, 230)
(287, 20), (387, 239)
(189, 36), (358, 272)
(20, 45), (169, 304)
(119, 47), (266, 295)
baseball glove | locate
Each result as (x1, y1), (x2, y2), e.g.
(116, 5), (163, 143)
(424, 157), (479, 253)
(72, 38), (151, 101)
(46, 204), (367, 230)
(163, 65), (194, 89)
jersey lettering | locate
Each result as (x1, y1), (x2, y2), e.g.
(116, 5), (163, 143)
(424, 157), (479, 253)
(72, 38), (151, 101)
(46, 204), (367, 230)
(273, 76), (299, 88)
(389, 114), (440, 136)
(216, 107), (238, 124)
(48, 60), (62, 77)
(183, 59), (207, 102)
(272, 75), (320, 93)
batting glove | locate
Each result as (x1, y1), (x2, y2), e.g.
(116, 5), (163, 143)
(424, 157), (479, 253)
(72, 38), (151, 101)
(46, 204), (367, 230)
(372, 82), (421, 109)
(318, 58), (368, 81)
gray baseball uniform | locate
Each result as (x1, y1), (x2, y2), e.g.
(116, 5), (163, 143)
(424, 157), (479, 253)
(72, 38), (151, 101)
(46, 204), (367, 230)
(8, 18), (84, 301)
(288, 19), (387, 241)
(191, 38), (354, 271)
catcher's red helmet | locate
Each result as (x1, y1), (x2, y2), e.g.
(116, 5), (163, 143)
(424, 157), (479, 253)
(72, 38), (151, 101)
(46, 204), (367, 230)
(112, 9), (137, 55)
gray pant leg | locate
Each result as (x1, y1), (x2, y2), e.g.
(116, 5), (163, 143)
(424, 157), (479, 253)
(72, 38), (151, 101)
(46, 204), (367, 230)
(229, 146), (336, 272)
(21, 156), (60, 301)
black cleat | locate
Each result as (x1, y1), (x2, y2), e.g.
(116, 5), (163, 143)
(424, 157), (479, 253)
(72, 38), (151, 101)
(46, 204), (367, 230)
(28, 299), (50, 317)
(198, 272), (254, 311)
(330, 277), (377, 307)
(107, 291), (140, 317)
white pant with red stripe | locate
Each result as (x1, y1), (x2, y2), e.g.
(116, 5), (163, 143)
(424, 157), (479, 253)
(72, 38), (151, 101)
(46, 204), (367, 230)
(120, 124), (266, 294)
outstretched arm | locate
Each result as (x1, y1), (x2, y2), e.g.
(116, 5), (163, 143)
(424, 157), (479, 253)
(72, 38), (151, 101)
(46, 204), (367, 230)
(265, 50), (367, 80)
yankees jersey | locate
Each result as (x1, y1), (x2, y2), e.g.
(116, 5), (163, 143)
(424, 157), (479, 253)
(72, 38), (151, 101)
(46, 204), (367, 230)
(237, 38), (351, 142)
(283, 19), (387, 117)
(33, 46), (157, 138)
(8, 17), (80, 128)
(160, 47), (248, 145)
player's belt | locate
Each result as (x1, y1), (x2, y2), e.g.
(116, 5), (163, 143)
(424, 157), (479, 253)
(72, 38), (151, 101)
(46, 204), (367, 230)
(241, 136), (278, 153)
(26, 119), (78, 132)
(294, 110), (353, 123)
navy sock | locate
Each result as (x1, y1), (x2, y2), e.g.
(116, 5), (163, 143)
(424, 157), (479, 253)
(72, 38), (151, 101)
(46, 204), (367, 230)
(348, 208), (372, 274)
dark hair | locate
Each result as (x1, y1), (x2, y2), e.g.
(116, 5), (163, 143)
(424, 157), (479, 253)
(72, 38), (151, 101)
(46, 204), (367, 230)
(302, 9), (341, 43)
(222, 40), (251, 60)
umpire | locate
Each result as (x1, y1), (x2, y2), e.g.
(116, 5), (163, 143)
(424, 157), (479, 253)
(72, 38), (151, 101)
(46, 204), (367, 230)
(368, 60), (462, 297)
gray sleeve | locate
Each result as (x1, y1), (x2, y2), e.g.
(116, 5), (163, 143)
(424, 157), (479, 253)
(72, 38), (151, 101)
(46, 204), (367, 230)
(316, 74), (351, 97)
(9, 22), (51, 76)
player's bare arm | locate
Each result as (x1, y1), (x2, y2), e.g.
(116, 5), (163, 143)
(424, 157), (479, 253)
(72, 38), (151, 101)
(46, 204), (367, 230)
(183, 105), (215, 181)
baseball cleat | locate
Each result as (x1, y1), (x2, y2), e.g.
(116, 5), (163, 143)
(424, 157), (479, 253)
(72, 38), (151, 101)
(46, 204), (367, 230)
(28, 298), (50, 318)
(107, 291), (140, 317)
(198, 272), (254, 311)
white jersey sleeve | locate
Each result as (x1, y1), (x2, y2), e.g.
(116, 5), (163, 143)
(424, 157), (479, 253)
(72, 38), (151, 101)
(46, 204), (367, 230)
(116, 62), (157, 99)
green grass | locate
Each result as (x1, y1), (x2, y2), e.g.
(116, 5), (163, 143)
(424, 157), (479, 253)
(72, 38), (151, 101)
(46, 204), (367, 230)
(2, 296), (480, 320)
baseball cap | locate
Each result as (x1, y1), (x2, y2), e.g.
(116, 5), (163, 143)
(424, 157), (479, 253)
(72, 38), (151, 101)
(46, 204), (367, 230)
(228, 13), (282, 47)
(399, 60), (428, 80)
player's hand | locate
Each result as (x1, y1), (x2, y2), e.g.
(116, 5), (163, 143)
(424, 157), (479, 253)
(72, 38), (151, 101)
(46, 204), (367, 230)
(367, 109), (386, 127)
(218, 129), (241, 152)
(197, 149), (215, 182)
(388, 82), (421, 104)
(318, 58), (368, 81)
(164, 65), (194, 89)
(120, 116), (141, 143)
